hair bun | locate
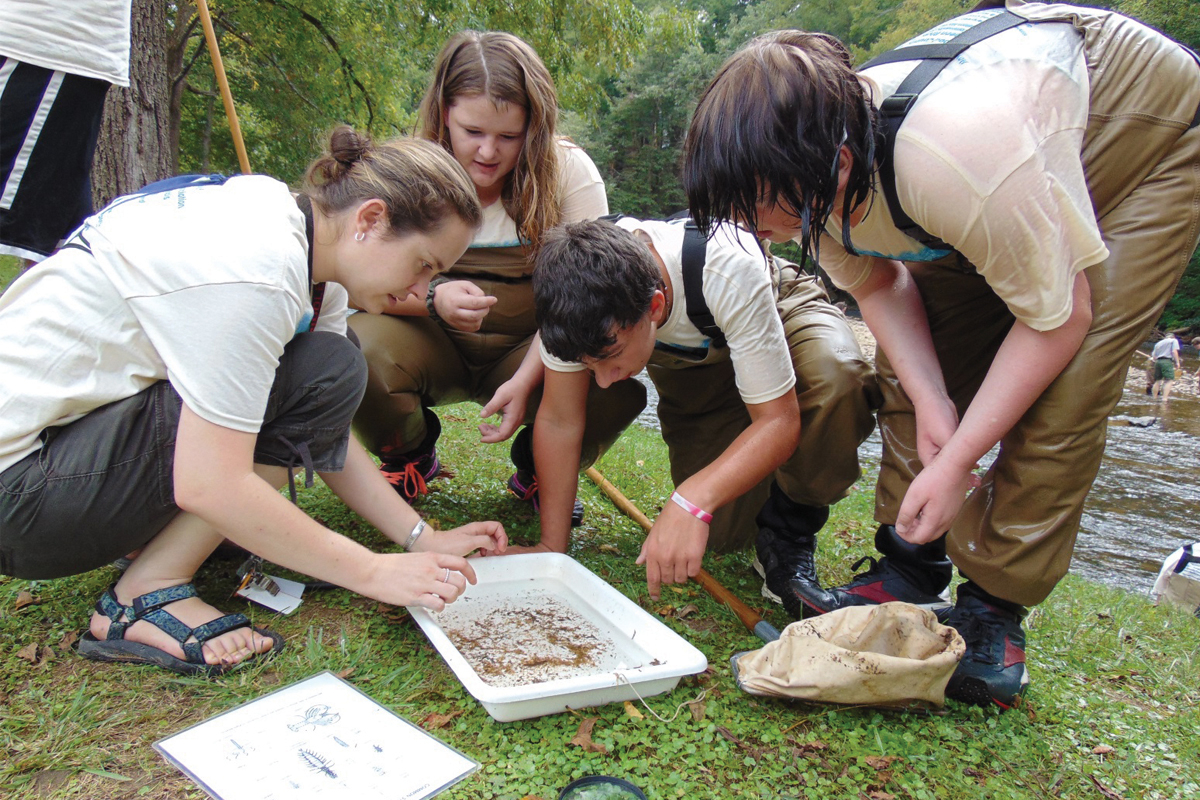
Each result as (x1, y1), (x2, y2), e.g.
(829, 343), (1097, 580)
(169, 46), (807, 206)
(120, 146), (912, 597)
(329, 125), (372, 168)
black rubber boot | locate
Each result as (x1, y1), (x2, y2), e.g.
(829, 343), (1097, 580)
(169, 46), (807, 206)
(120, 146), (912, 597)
(818, 525), (953, 613)
(753, 482), (834, 620)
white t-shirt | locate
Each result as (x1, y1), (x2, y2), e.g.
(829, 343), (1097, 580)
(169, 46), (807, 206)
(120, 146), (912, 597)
(470, 139), (607, 248)
(541, 218), (796, 405)
(0, 0), (132, 85)
(817, 7), (1109, 332)
(1151, 337), (1180, 361)
(0, 175), (348, 473)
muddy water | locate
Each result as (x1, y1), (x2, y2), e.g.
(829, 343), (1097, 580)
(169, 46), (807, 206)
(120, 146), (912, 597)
(633, 348), (1200, 596)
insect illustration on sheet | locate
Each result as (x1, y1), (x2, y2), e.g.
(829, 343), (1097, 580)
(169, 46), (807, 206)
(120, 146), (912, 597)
(225, 738), (255, 761)
(287, 704), (341, 732)
(298, 747), (338, 779)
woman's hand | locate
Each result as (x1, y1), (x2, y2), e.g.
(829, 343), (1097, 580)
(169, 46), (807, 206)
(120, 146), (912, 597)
(366, 552), (476, 611)
(478, 378), (531, 443)
(411, 521), (508, 557)
(432, 280), (497, 332)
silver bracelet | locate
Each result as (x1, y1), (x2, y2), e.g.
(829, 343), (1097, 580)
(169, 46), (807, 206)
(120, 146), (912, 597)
(403, 519), (427, 550)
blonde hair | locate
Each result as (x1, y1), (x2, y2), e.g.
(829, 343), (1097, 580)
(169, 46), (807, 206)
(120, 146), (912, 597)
(304, 126), (482, 236)
(417, 30), (562, 249)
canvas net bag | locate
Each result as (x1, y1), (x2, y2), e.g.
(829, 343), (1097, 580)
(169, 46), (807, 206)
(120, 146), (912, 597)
(734, 603), (965, 707)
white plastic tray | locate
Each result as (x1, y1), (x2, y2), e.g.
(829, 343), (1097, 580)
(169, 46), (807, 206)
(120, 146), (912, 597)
(408, 553), (708, 722)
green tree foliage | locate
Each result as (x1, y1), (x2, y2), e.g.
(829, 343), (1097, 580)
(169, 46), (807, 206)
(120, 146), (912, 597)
(169, 0), (1200, 328)
(577, 6), (720, 217)
(175, 0), (643, 183)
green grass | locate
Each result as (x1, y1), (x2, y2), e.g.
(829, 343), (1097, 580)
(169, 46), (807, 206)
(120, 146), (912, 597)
(1, 254), (21, 293)
(2, 410), (1199, 799)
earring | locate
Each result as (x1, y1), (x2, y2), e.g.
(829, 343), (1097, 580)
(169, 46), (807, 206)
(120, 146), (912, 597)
(354, 231), (365, 242)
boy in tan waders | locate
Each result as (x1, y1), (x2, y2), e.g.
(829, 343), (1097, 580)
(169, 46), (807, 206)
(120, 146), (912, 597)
(504, 217), (879, 608)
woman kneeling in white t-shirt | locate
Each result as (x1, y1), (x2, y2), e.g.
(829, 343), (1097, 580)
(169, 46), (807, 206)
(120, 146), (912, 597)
(0, 127), (507, 676)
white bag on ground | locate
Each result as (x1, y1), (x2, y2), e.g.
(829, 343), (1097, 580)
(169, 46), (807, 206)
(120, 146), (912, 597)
(1149, 543), (1200, 616)
(734, 603), (964, 707)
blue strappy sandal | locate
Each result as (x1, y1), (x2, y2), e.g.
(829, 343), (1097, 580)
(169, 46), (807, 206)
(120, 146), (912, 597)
(78, 584), (284, 676)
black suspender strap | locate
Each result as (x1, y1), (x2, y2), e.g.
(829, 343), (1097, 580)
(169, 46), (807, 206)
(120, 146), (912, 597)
(680, 220), (726, 349)
(861, 10), (1027, 250)
(295, 194), (326, 332)
(602, 213), (727, 349)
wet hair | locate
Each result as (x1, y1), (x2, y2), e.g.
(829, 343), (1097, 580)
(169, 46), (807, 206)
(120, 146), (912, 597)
(418, 30), (562, 249)
(304, 126), (482, 236)
(683, 30), (881, 271)
(533, 220), (663, 363)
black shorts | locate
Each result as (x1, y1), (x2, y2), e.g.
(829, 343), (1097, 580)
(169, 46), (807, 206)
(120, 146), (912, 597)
(0, 57), (110, 260)
(0, 332), (367, 579)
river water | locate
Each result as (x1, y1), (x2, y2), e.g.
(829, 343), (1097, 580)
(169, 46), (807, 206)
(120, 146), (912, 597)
(633, 347), (1200, 597)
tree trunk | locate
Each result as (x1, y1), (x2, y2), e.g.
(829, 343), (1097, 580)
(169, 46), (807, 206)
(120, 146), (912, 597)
(91, 0), (172, 207)
(167, 2), (197, 175)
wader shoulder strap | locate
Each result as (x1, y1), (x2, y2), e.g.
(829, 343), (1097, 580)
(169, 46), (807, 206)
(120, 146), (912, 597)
(601, 212), (727, 349)
(295, 193), (325, 332)
(1175, 544), (1200, 574)
(680, 219), (726, 349)
(860, 10), (1027, 249)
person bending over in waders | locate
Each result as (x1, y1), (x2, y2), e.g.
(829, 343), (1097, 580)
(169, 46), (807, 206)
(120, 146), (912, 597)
(504, 217), (876, 607)
(682, 0), (1200, 708)
(0, 127), (506, 676)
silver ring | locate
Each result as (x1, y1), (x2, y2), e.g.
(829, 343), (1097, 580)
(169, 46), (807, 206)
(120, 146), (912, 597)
(442, 568), (451, 583)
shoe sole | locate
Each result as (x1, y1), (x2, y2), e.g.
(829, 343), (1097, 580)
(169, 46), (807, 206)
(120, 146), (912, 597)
(947, 665), (1030, 710)
(78, 627), (284, 677)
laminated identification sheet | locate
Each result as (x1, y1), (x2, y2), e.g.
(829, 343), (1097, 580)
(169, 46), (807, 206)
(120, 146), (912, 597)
(155, 671), (477, 800)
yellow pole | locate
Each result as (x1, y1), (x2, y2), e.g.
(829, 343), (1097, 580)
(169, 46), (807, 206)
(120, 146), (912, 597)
(584, 467), (779, 641)
(195, 0), (252, 175)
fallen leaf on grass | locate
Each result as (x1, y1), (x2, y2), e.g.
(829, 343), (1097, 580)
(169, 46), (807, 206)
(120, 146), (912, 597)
(868, 792), (895, 800)
(1088, 774), (1124, 800)
(865, 756), (898, 770)
(688, 699), (707, 722)
(623, 701), (644, 720)
(669, 586), (684, 594)
(795, 740), (829, 757)
(1093, 745), (1115, 756)
(16, 642), (40, 664)
(569, 717), (608, 754)
(336, 667), (356, 679)
(599, 544), (621, 555)
(519, 796), (549, 800)
(14, 590), (37, 610)
(655, 605), (675, 616)
(58, 631), (79, 651)
(716, 725), (745, 747)
(375, 603), (410, 624)
(421, 710), (463, 729)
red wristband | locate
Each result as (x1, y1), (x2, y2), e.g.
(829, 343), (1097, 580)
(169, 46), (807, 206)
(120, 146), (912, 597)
(670, 491), (713, 524)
